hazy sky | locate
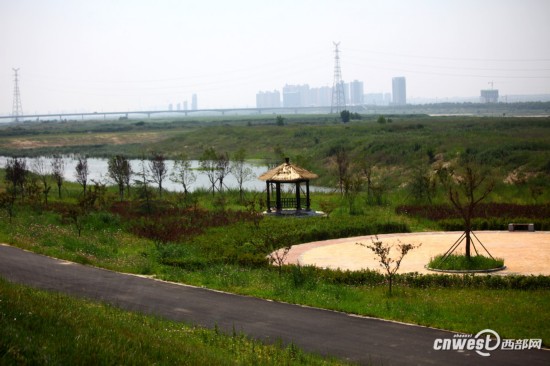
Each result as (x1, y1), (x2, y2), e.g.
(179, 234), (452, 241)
(2, 0), (550, 114)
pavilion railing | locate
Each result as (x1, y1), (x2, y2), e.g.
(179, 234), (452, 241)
(268, 197), (311, 210)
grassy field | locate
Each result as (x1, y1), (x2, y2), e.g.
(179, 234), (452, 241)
(0, 114), (549, 360)
(1, 115), (549, 187)
(0, 278), (345, 365)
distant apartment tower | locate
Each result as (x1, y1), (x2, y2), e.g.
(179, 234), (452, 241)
(256, 90), (281, 108)
(191, 94), (198, 110)
(480, 89), (499, 103)
(392, 77), (407, 105)
(283, 84), (309, 108)
(364, 93), (384, 105)
(308, 86), (332, 106)
(349, 80), (364, 105)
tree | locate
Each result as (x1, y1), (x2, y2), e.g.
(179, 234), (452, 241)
(134, 155), (153, 212)
(438, 158), (495, 259)
(231, 148), (254, 202)
(74, 155), (89, 194)
(340, 110), (351, 123)
(4, 157), (27, 199)
(200, 147), (218, 196)
(216, 152), (231, 193)
(409, 162), (436, 204)
(31, 157), (52, 206)
(330, 147), (350, 195)
(51, 154), (65, 199)
(357, 154), (374, 200)
(171, 154), (196, 195)
(357, 236), (421, 295)
(108, 155), (132, 201)
(275, 115), (285, 126)
(149, 152), (167, 198)
(342, 172), (364, 215)
(0, 190), (16, 223)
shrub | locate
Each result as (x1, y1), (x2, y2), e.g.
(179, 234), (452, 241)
(428, 254), (504, 271)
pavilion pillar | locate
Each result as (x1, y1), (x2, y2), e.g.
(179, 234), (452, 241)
(295, 181), (301, 211)
(306, 180), (311, 211)
(266, 181), (271, 212)
(275, 182), (282, 212)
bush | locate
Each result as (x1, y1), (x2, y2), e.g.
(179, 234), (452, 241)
(428, 254), (504, 271)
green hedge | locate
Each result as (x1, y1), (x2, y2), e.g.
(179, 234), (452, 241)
(283, 265), (550, 290)
(437, 218), (550, 231)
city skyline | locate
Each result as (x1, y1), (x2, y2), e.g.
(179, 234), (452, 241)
(2, 0), (550, 115)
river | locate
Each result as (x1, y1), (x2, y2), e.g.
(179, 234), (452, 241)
(0, 156), (329, 193)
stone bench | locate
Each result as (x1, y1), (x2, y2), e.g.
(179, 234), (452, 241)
(508, 223), (535, 232)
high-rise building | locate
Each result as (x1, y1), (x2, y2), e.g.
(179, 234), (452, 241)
(191, 94), (198, 110)
(364, 93), (384, 105)
(282, 84), (309, 107)
(480, 89), (499, 103)
(308, 86), (332, 107)
(256, 90), (281, 108)
(349, 80), (364, 105)
(392, 77), (407, 105)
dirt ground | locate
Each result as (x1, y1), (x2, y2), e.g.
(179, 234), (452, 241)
(283, 231), (550, 275)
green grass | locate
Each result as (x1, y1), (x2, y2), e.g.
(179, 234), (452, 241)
(2, 116), (550, 195)
(1, 192), (549, 346)
(0, 278), (347, 365)
(158, 264), (550, 345)
(428, 254), (505, 271)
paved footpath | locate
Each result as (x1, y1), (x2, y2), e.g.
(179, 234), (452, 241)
(1, 244), (548, 365)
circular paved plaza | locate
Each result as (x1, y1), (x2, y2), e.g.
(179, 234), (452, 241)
(284, 231), (550, 275)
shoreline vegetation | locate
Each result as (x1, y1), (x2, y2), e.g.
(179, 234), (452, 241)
(1, 114), (549, 362)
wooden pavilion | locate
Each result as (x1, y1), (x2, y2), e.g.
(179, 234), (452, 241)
(258, 158), (318, 214)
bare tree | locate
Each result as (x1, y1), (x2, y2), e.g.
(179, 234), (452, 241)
(231, 148), (254, 202)
(358, 155), (374, 200)
(342, 172), (363, 215)
(108, 155), (132, 201)
(31, 157), (52, 205)
(216, 151), (231, 193)
(200, 147), (218, 196)
(357, 236), (421, 295)
(149, 152), (167, 198)
(134, 155), (153, 212)
(438, 158), (495, 259)
(330, 147), (350, 195)
(74, 155), (89, 194)
(51, 154), (65, 199)
(171, 154), (196, 195)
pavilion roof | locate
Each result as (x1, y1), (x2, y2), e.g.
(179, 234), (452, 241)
(258, 159), (318, 182)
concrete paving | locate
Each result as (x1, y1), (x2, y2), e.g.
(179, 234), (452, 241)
(285, 231), (550, 275)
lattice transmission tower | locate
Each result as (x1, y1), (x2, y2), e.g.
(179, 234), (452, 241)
(12, 68), (24, 122)
(330, 42), (346, 114)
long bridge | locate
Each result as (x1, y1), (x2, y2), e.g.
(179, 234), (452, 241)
(0, 106), (354, 122)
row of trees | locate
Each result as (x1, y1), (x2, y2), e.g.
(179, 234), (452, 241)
(2, 147), (256, 205)
(327, 146), (496, 259)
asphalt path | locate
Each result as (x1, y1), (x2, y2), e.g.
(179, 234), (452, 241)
(1, 244), (548, 365)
